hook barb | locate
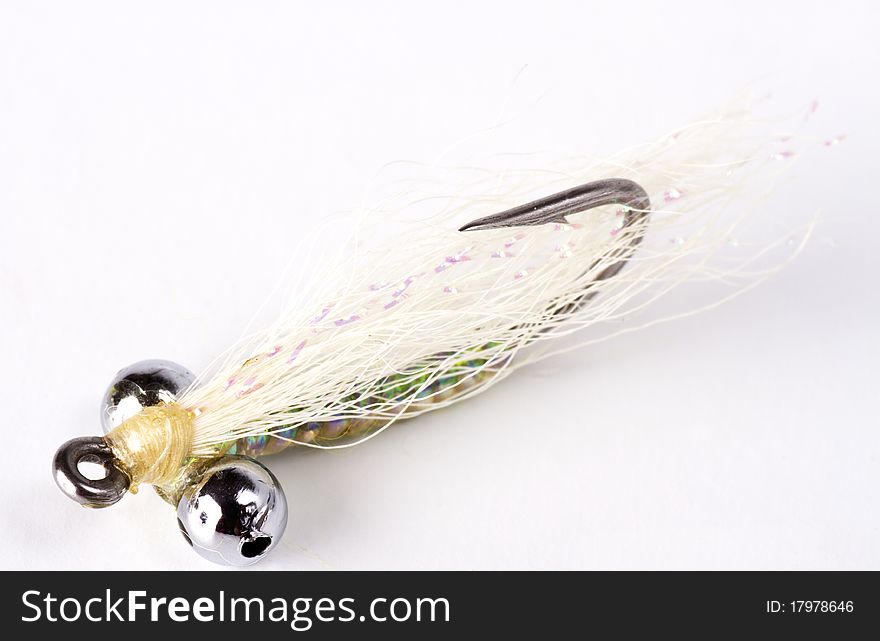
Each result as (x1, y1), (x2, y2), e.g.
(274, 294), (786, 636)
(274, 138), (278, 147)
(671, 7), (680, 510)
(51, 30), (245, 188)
(460, 177), (652, 314)
(458, 178), (650, 232)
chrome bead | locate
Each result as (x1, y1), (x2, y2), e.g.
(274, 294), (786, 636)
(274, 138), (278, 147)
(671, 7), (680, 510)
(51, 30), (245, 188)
(100, 359), (196, 433)
(176, 456), (288, 566)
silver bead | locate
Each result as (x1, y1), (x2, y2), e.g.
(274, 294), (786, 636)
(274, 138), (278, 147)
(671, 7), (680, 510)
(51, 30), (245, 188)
(176, 456), (288, 566)
(100, 359), (196, 433)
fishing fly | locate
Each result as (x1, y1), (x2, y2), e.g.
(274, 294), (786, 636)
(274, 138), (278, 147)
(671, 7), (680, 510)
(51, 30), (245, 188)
(51, 104), (818, 565)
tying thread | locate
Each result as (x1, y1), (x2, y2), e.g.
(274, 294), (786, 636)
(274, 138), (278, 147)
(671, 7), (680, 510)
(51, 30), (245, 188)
(106, 404), (194, 491)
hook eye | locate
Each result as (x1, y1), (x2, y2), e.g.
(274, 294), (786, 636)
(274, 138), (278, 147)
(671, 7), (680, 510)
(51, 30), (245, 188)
(53, 437), (130, 508)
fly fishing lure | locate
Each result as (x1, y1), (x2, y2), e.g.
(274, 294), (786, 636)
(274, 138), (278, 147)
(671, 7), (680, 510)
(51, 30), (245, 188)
(52, 104), (814, 565)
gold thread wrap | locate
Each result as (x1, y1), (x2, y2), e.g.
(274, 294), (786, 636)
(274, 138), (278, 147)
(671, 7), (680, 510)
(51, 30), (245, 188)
(105, 403), (195, 492)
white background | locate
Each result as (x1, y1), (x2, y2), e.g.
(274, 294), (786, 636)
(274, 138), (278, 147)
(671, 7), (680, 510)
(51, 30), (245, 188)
(1, 1), (877, 570)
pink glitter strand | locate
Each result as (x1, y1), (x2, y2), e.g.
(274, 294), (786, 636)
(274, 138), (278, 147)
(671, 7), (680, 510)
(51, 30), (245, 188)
(393, 276), (416, 298)
(287, 340), (306, 364)
(310, 307), (332, 325)
(237, 383), (264, 398)
(435, 251), (472, 273)
(334, 315), (362, 327)
(504, 233), (526, 248)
